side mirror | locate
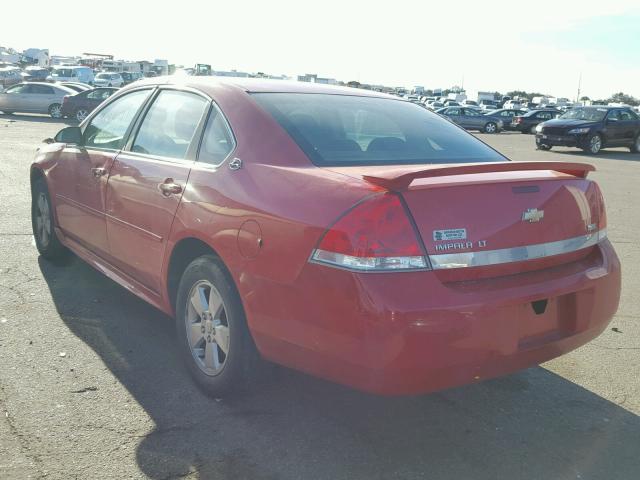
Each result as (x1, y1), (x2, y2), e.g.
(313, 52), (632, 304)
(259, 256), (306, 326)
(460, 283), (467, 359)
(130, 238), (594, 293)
(53, 126), (82, 144)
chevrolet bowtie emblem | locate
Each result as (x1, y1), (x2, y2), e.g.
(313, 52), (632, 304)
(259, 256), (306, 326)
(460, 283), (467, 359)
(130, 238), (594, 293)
(522, 208), (544, 223)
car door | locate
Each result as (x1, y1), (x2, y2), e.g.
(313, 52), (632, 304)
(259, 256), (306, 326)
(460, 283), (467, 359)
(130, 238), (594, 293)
(604, 109), (625, 144)
(444, 107), (463, 125)
(616, 109), (639, 144)
(105, 88), (209, 293)
(461, 108), (483, 128)
(0, 84), (30, 111)
(51, 88), (153, 258)
(30, 84), (58, 113)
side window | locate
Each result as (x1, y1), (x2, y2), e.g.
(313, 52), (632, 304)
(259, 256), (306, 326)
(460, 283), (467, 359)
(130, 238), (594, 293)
(607, 110), (621, 122)
(31, 85), (54, 95)
(5, 84), (29, 94)
(84, 89), (151, 150)
(447, 108), (461, 115)
(619, 110), (635, 121)
(464, 109), (480, 116)
(131, 90), (208, 160)
(537, 112), (552, 120)
(198, 107), (235, 165)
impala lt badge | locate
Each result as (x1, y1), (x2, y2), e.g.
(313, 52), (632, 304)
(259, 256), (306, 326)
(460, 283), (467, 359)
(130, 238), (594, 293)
(522, 208), (544, 223)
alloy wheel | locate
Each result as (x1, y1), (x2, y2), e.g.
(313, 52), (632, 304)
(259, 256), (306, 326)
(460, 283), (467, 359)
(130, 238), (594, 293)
(34, 192), (51, 248)
(49, 104), (62, 118)
(485, 122), (497, 133)
(185, 280), (230, 376)
(76, 109), (88, 122)
(590, 135), (602, 154)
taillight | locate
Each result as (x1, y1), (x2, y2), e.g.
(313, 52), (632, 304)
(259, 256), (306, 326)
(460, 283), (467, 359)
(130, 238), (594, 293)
(515, 117), (523, 123)
(310, 193), (430, 271)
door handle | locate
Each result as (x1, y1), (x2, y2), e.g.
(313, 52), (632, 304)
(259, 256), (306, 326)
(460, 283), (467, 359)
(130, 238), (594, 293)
(91, 167), (107, 178)
(159, 180), (183, 196)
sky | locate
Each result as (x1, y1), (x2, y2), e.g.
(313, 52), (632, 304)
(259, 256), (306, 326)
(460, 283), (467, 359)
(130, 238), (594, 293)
(3, 0), (640, 100)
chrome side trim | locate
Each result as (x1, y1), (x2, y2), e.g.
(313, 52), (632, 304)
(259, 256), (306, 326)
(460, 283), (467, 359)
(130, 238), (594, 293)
(429, 230), (606, 269)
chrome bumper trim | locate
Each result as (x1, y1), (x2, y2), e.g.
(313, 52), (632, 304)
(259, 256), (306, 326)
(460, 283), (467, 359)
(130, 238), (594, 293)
(429, 229), (606, 269)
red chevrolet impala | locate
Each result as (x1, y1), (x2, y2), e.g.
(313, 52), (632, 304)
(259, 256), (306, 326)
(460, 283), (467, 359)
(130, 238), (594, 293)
(30, 77), (621, 396)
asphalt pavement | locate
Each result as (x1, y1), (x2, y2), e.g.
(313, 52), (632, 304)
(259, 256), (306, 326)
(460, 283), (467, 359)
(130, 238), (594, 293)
(1, 114), (638, 479)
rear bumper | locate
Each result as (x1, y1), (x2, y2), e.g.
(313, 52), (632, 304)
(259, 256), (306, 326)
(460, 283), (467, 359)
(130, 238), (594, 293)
(250, 240), (620, 395)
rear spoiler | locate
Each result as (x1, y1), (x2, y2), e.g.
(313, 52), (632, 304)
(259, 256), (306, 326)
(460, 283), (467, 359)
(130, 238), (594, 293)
(362, 161), (595, 190)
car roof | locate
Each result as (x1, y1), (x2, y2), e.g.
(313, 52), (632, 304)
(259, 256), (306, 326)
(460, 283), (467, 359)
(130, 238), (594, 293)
(132, 76), (400, 99)
(22, 82), (77, 93)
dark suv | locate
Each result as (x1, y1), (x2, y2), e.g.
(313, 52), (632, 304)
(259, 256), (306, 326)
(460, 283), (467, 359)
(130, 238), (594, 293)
(536, 106), (640, 154)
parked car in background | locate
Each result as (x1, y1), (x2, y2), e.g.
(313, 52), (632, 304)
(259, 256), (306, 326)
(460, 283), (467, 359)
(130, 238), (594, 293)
(437, 106), (503, 133)
(47, 66), (95, 85)
(121, 71), (143, 85)
(479, 99), (499, 110)
(536, 106), (640, 154)
(60, 87), (118, 122)
(0, 82), (76, 118)
(30, 78), (619, 398)
(21, 66), (50, 82)
(487, 108), (527, 130)
(0, 67), (22, 91)
(503, 99), (523, 110)
(57, 82), (92, 93)
(93, 72), (124, 87)
(512, 109), (561, 134)
(426, 100), (444, 110)
(442, 100), (461, 107)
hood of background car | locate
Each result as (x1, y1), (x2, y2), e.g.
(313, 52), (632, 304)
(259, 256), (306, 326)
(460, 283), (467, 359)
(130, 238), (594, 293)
(541, 118), (599, 128)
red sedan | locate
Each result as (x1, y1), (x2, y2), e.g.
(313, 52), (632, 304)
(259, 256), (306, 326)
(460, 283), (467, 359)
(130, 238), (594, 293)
(30, 78), (621, 396)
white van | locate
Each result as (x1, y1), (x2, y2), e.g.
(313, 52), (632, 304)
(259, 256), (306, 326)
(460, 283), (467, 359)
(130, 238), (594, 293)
(46, 66), (95, 85)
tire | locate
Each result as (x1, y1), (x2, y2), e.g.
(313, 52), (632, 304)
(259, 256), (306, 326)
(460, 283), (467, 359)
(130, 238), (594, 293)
(48, 103), (62, 119)
(537, 144), (552, 151)
(31, 177), (68, 260)
(583, 133), (602, 154)
(175, 255), (263, 397)
(75, 108), (89, 123)
(630, 135), (640, 153)
(484, 122), (498, 134)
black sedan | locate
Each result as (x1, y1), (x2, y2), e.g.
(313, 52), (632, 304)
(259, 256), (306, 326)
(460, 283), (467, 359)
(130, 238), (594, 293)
(535, 106), (640, 154)
(60, 87), (118, 122)
(486, 108), (527, 130)
(512, 109), (561, 134)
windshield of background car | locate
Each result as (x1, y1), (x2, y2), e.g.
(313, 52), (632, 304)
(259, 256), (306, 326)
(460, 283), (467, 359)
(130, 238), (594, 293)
(560, 108), (607, 122)
(252, 93), (506, 166)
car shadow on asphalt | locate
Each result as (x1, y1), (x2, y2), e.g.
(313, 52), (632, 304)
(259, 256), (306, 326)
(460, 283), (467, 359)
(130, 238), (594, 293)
(38, 256), (640, 480)
(544, 148), (640, 162)
(0, 113), (72, 125)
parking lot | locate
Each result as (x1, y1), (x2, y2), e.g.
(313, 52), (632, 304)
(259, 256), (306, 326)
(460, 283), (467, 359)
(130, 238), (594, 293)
(0, 114), (639, 479)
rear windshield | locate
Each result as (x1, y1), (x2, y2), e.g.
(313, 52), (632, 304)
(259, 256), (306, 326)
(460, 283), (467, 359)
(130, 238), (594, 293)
(252, 93), (505, 166)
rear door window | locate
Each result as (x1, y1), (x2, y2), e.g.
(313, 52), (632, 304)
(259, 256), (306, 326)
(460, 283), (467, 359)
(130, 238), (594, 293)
(197, 107), (235, 166)
(131, 90), (208, 160)
(84, 89), (152, 150)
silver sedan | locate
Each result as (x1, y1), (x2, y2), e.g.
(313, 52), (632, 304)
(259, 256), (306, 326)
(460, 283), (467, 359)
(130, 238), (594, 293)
(0, 82), (76, 118)
(436, 106), (504, 133)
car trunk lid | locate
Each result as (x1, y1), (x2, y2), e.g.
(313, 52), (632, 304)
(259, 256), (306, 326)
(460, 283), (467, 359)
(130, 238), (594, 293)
(327, 161), (603, 280)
